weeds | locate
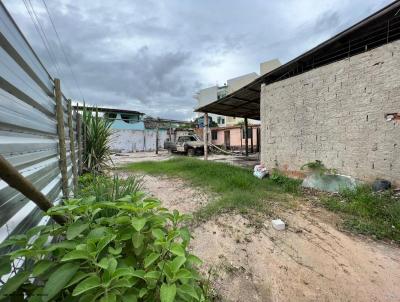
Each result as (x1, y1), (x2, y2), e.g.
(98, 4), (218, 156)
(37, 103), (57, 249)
(321, 185), (400, 242)
(78, 173), (142, 202)
(124, 158), (302, 220)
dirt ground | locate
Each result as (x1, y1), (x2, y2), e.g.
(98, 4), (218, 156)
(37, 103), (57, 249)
(111, 150), (260, 169)
(127, 172), (400, 302)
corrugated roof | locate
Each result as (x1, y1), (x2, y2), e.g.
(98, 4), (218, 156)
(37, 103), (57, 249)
(196, 1), (400, 120)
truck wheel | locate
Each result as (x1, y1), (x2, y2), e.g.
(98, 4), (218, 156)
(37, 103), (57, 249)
(187, 148), (195, 156)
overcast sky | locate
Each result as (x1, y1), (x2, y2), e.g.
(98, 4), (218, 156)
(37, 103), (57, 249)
(3, 0), (393, 120)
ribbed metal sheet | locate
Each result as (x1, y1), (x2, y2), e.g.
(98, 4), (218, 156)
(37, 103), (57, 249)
(0, 3), (78, 246)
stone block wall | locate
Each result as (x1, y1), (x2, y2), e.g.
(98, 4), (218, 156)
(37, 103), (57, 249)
(260, 41), (400, 186)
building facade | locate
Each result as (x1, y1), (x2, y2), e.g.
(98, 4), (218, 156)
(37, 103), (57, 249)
(260, 41), (400, 185)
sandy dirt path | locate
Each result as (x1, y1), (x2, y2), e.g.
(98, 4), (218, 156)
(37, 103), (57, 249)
(131, 173), (400, 302)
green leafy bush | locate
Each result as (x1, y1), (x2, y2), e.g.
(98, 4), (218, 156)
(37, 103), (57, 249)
(0, 194), (207, 301)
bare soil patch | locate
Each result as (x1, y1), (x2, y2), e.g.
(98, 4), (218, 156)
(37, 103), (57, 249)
(124, 173), (400, 302)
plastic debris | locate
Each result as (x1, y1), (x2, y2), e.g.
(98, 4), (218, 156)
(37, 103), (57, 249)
(272, 219), (285, 231)
(302, 173), (358, 193)
(253, 164), (268, 179)
(372, 179), (391, 192)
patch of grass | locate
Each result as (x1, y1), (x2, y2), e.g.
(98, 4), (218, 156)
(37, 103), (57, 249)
(124, 158), (301, 220)
(321, 185), (400, 242)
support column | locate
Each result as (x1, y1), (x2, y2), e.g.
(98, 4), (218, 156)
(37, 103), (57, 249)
(54, 79), (68, 199)
(250, 126), (254, 153)
(244, 117), (249, 157)
(203, 113), (208, 160)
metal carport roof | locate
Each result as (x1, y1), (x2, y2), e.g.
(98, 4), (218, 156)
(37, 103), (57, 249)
(195, 0), (400, 120)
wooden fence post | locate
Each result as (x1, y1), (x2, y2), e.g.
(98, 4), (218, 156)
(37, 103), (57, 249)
(76, 110), (83, 175)
(0, 155), (67, 225)
(54, 79), (69, 199)
(67, 99), (78, 195)
(203, 113), (208, 160)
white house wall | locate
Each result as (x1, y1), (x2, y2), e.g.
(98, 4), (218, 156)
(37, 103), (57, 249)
(109, 129), (169, 152)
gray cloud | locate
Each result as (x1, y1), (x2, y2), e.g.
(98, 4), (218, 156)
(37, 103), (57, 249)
(3, 0), (393, 120)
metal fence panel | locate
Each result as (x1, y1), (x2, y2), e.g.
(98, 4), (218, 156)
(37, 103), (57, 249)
(0, 3), (78, 246)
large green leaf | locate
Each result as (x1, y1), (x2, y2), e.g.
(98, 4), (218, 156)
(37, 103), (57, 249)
(144, 252), (161, 268)
(160, 283), (176, 302)
(46, 241), (77, 251)
(187, 254), (203, 266)
(0, 256), (11, 276)
(131, 233), (144, 249)
(32, 260), (55, 277)
(152, 228), (165, 240)
(175, 269), (193, 281)
(177, 284), (199, 300)
(100, 293), (116, 302)
(144, 271), (161, 279)
(42, 263), (80, 301)
(72, 276), (102, 296)
(170, 256), (186, 273)
(66, 222), (89, 240)
(170, 243), (185, 257)
(0, 271), (30, 299)
(61, 250), (90, 262)
(131, 217), (147, 232)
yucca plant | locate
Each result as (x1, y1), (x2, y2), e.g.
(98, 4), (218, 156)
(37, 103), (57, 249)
(82, 106), (113, 173)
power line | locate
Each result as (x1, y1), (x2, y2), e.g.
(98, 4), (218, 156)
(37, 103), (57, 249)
(41, 0), (86, 102)
(22, 0), (73, 97)
(26, 0), (72, 96)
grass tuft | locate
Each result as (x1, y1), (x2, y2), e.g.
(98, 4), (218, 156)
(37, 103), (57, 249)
(124, 158), (301, 220)
(321, 185), (400, 242)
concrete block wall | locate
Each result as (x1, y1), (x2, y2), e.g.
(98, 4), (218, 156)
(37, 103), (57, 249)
(260, 41), (400, 186)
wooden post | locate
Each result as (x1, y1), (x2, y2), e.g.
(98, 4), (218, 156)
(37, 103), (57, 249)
(54, 79), (69, 199)
(76, 110), (83, 175)
(250, 126), (254, 153)
(82, 106), (87, 170)
(0, 154), (67, 225)
(155, 119), (159, 154)
(67, 100), (78, 195)
(244, 118), (249, 157)
(203, 113), (208, 160)
(256, 127), (260, 153)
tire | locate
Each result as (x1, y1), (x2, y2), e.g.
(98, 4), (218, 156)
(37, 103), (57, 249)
(187, 148), (195, 156)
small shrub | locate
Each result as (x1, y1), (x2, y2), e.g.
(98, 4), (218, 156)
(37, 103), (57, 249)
(78, 173), (142, 202)
(0, 194), (207, 301)
(301, 160), (337, 175)
(83, 106), (113, 173)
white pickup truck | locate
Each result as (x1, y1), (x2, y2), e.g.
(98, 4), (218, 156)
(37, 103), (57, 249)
(164, 135), (205, 156)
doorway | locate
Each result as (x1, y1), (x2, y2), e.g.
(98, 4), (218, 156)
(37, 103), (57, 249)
(224, 130), (230, 149)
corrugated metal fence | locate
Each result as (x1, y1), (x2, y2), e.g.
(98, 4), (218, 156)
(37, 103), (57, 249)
(0, 3), (80, 245)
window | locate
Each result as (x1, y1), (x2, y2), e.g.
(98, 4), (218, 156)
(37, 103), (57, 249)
(221, 118), (225, 124)
(217, 117), (221, 124)
(242, 128), (252, 139)
(211, 130), (218, 140)
(121, 114), (139, 124)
